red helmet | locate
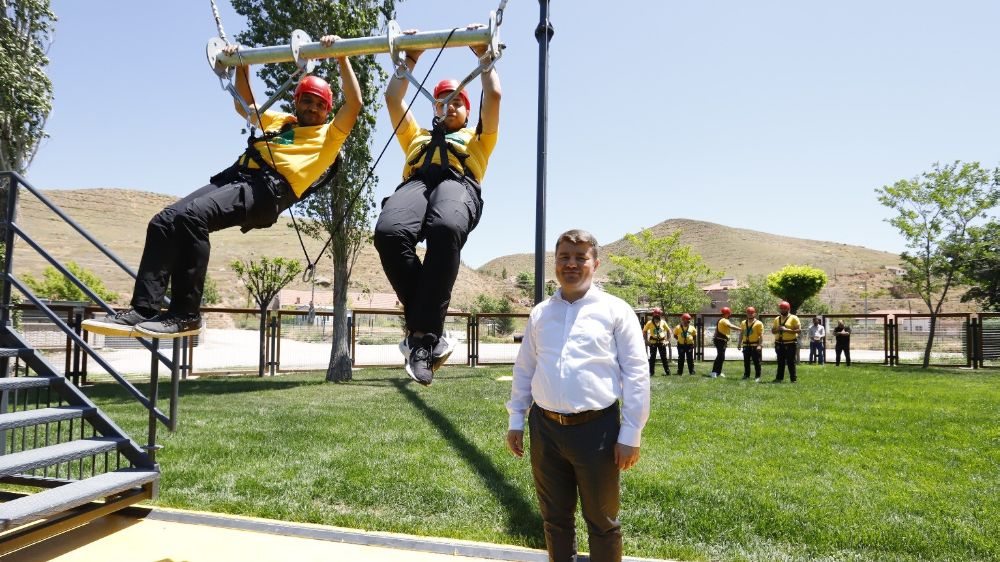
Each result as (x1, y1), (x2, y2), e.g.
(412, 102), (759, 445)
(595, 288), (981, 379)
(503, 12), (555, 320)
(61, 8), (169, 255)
(433, 79), (471, 111)
(746, 306), (756, 314)
(295, 75), (333, 111)
(681, 313), (692, 321)
(721, 307), (732, 317)
(779, 301), (791, 311)
(652, 307), (662, 316)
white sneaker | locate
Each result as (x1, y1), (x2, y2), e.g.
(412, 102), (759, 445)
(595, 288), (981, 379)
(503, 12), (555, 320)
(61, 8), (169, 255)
(718, 373), (725, 378)
(709, 372), (717, 378)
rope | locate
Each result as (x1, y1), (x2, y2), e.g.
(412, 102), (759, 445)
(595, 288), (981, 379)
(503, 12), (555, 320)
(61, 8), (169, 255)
(303, 27), (461, 277)
(209, 0), (228, 43)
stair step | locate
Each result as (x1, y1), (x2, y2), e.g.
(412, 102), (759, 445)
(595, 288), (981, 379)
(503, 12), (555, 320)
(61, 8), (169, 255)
(0, 377), (56, 392)
(0, 406), (91, 431)
(0, 348), (32, 358)
(0, 437), (124, 477)
(0, 468), (159, 531)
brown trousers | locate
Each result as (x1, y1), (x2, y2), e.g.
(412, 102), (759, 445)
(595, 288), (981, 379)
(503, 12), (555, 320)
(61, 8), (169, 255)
(528, 404), (622, 562)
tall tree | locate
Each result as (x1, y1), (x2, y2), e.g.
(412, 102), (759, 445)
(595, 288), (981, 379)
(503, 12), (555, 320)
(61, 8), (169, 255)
(877, 161), (1000, 367)
(727, 274), (774, 315)
(766, 265), (828, 314)
(607, 228), (717, 313)
(0, 0), (55, 173)
(231, 256), (302, 377)
(232, 0), (398, 382)
(958, 221), (1000, 311)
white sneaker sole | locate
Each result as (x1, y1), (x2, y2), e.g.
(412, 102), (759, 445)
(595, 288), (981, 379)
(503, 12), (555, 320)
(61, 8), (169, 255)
(81, 319), (136, 337)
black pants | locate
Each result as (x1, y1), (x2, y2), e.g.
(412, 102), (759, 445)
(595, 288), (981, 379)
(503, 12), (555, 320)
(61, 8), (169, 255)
(677, 344), (694, 374)
(775, 341), (797, 382)
(836, 340), (851, 366)
(374, 168), (483, 337)
(131, 167), (289, 317)
(529, 404), (622, 562)
(742, 345), (761, 378)
(711, 337), (728, 374)
(648, 343), (670, 375)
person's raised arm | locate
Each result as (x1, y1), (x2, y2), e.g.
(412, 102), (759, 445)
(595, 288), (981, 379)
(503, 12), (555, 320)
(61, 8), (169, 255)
(385, 30), (421, 136)
(320, 35), (362, 134)
(224, 44), (259, 123)
(468, 24), (501, 135)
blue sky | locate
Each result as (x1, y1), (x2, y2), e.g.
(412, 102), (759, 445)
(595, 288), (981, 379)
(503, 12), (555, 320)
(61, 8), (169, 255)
(30, 1), (1000, 269)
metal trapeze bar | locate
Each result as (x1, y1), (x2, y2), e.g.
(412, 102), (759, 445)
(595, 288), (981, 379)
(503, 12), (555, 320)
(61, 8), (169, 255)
(211, 26), (493, 69)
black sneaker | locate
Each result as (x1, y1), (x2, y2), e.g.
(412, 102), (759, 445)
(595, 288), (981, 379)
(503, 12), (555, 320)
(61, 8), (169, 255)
(135, 313), (202, 337)
(82, 309), (151, 336)
(431, 336), (455, 372)
(405, 335), (435, 386)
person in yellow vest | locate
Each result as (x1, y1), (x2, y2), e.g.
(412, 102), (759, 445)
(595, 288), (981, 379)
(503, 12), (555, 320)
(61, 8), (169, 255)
(673, 313), (696, 375)
(642, 308), (672, 376)
(737, 306), (764, 382)
(710, 307), (740, 378)
(771, 300), (801, 383)
(375, 25), (501, 386)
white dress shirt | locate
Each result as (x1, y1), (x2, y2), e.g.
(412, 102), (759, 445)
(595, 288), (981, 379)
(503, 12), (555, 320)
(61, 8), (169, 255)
(506, 286), (651, 447)
(809, 324), (826, 341)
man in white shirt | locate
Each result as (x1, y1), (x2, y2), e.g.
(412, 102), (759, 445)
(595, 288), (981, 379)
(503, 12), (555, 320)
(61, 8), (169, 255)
(505, 229), (650, 562)
(808, 316), (826, 365)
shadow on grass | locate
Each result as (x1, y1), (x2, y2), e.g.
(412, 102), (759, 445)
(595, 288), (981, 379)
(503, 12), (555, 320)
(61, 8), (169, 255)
(391, 379), (545, 547)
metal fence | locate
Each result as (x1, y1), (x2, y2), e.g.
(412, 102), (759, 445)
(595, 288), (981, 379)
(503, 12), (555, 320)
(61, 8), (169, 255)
(15, 304), (1000, 379)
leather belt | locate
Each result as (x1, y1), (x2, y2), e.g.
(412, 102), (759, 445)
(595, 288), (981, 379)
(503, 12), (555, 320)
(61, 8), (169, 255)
(537, 404), (615, 426)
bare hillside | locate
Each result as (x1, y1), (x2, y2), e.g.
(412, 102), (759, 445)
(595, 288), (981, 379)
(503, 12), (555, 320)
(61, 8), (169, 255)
(475, 219), (940, 313)
(479, 218), (902, 280)
(13, 189), (513, 310)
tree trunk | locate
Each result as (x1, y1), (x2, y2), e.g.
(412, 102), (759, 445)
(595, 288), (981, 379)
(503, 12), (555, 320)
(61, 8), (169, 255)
(326, 254), (352, 382)
(922, 313), (936, 368)
(257, 307), (267, 377)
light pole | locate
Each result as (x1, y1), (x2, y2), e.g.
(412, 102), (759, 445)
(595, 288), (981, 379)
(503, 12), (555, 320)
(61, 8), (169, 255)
(534, 0), (553, 305)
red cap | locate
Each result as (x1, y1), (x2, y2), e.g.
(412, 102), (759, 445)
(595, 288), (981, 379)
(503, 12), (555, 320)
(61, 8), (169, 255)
(779, 301), (791, 311)
(294, 75), (333, 111)
(433, 79), (470, 111)
(746, 306), (756, 314)
(681, 313), (692, 321)
(721, 307), (732, 316)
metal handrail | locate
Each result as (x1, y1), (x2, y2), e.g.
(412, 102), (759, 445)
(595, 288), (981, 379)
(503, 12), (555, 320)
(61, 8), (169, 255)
(1, 171), (178, 435)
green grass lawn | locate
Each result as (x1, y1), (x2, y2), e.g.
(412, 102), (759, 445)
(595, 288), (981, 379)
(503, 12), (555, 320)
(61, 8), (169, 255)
(82, 364), (1000, 561)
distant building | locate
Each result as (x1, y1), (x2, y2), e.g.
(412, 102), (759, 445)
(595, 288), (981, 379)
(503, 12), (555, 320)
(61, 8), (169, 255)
(277, 289), (402, 311)
(885, 266), (907, 277)
(701, 277), (742, 313)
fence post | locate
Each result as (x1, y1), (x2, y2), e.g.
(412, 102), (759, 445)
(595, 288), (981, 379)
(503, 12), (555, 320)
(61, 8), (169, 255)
(470, 314), (479, 367)
(970, 316), (980, 369)
(268, 315), (278, 376)
(71, 308), (83, 386)
(695, 316), (704, 361)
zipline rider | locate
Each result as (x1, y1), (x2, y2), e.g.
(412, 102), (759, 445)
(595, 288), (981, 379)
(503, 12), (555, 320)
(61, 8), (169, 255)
(374, 24), (501, 386)
(86, 36), (362, 338)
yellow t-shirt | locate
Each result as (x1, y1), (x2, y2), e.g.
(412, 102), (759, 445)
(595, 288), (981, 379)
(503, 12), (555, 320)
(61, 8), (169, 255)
(240, 111), (349, 198)
(643, 319), (670, 343)
(397, 118), (498, 182)
(740, 319), (764, 344)
(716, 318), (732, 338)
(772, 314), (801, 343)
(674, 324), (696, 345)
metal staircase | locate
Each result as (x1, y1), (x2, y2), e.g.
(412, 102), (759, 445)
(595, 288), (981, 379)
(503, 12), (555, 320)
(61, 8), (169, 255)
(0, 172), (181, 554)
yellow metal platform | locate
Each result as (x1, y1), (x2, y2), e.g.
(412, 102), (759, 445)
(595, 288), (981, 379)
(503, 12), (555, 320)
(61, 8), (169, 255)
(4, 507), (547, 562)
